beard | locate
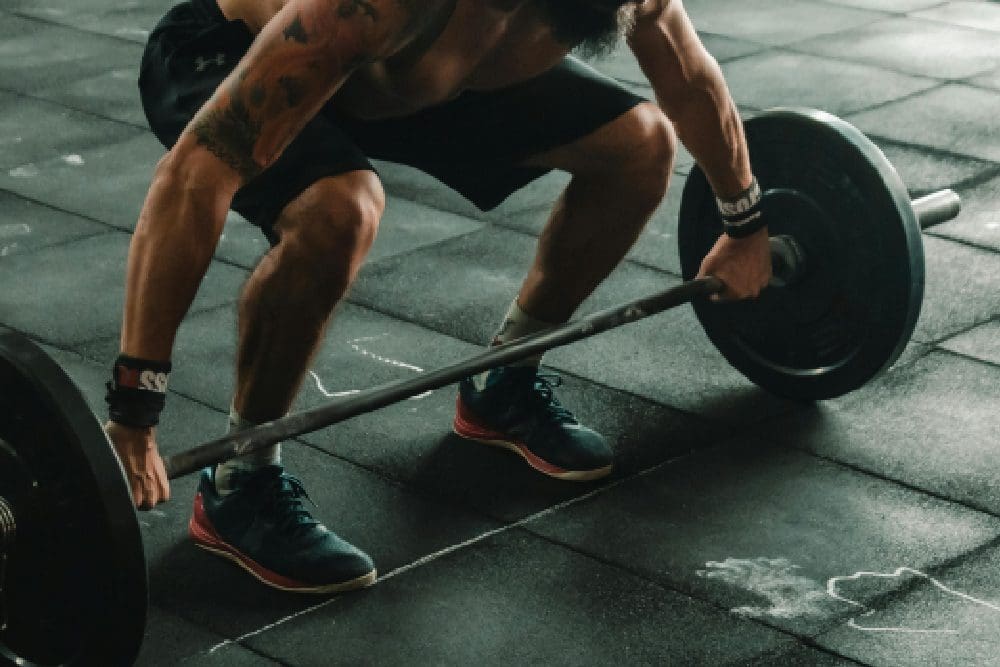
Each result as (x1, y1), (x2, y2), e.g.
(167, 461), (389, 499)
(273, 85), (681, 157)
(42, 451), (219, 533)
(536, 0), (636, 59)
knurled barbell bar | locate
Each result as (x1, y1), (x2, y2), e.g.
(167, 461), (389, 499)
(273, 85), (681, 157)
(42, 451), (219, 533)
(0, 108), (961, 666)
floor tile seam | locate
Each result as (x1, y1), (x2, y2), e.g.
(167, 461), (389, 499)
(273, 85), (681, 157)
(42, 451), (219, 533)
(361, 211), (681, 282)
(866, 134), (1000, 175)
(104, 367), (512, 532)
(9, 9), (148, 46)
(962, 79), (1000, 98)
(518, 484), (1000, 662)
(781, 38), (996, 88)
(886, 12), (1000, 37)
(785, 443), (1000, 523)
(722, 640), (870, 667)
(380, 166), (686, 244)
(0, 189), (142, 243)
(922, 314), (1000, 348)
(224, 645), (293, 667)
(65, 291), (720, 436)
(811, 0), (927, 16)
(145, 603), (288, 666)
(752, 11), (899, 49)
(783, 9), (1000, 52)
(486, 214), (689, 280)
(0, 187), (132, 232)
(845, 79), (954, 117)
(0, 85), (150, 134)
(932, 345), (1000, 373)
(199, 466), (672, 656)
(8, 298), (234, 363)
(0, 229), (111, 259)
(517, 521), (885, 657)
(807, 533), (1000, 652)
(926, 219), (1000, 253)
(336, 293), (743, 432)
(924, 160), (1000, 194)
(728, 42), (944, 92)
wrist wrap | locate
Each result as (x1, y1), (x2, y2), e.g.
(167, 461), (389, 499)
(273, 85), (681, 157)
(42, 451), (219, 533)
(105, 355), (171, 427)
(717, 178), (766, 239)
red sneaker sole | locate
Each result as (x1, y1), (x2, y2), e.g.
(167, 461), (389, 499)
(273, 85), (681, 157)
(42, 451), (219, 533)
(189, 492), (376, 594)
(452, 399), (612, 482)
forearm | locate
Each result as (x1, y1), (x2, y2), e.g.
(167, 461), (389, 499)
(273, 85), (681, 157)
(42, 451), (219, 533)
(119, 152), (233, 361)
(660, 75), (752, 199)
(629, 2), (753, 199)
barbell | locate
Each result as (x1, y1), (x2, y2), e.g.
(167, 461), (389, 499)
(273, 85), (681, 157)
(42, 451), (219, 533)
(0, 108), (961, 666)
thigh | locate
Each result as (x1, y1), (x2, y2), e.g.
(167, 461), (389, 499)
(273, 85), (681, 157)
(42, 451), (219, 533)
(329, 57), (648, 211)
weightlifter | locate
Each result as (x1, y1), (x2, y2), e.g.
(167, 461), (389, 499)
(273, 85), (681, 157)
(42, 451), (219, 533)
(106, 0), (771, 592)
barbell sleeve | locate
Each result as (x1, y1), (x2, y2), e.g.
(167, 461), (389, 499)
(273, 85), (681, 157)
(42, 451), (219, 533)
(912, 188), (961, 230)
(163, 276), (725, 479)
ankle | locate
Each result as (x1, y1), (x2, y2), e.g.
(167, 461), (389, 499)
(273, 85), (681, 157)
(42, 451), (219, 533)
(215, 405), (282, 494)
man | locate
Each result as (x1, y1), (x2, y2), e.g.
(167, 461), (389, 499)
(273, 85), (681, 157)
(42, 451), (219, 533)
(107, 0), (771, 593)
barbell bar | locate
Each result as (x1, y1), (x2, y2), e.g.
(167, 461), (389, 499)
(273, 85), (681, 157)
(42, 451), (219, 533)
(169, 182), (960, 479)
(0, 107), (962, 666)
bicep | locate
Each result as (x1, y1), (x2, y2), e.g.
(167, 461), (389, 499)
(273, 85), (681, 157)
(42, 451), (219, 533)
(179, 0), (400, 186)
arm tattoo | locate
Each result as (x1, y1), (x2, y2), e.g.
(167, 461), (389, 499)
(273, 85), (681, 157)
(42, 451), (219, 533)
(283, 16), (308, 43)
(193, 72), (264, 181)
(278, 76), (306, 108)
(338, 0), (380, 20)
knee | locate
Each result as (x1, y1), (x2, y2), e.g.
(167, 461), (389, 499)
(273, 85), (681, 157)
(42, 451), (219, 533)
(280, 171), (385, 269)
(613, 103), (676, 208)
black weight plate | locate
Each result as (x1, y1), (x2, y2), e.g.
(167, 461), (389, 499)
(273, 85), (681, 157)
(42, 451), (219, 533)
(678, 108), (924, 400)
(0, 331), (146, 666)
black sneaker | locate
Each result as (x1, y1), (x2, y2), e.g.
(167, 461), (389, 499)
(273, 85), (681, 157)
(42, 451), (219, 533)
(189, 465), (376, 593)
(453, 367), (613, 481)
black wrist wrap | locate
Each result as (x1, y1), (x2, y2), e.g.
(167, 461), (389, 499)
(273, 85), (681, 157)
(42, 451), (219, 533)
(105, 355), (172, 427)
(717, 178), (767, 239)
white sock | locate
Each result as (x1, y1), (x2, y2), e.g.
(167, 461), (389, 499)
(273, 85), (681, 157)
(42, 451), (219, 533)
(214, 405), (282, 495)
(474, 299), (555, 389)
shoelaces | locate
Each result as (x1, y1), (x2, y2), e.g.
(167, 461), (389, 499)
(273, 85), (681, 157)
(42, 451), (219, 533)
(528, 373), (577, 425)
(235, 470), (320, 537)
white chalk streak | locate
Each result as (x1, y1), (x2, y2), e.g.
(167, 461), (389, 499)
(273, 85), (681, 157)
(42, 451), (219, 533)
(60, 154), (84, 166)
(307, 336), (431, 402)
(308, 371), (361, 399)
(349, 334), (425, 373)
(207, 456), (671, 655)
(697, 557), (832, 620)
(827, 567), (1000, 634)
(0, 224), (30, 238)
(8, 165), (38, 178)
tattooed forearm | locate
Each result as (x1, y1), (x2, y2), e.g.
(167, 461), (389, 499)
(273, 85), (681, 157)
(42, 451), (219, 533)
(283, 16), (308, 43)
(193, 74), (264, 182)
(278, 76), (306, 108)
(338, 0), (380, 21)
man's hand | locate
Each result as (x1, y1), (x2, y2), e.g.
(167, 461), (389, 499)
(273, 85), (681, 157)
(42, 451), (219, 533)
(105, 421), (170, 510)
(696, 228), (772, 300)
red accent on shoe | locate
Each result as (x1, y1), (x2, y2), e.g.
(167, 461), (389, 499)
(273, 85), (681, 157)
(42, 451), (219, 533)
(452, 397), (570, 477)
(189, 492), (311, 591)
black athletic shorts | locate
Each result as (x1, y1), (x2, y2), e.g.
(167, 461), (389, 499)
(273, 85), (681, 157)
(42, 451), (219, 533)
(138, 0), (646, 241)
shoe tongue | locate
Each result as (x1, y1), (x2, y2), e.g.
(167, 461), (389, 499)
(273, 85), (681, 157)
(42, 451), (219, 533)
(232, 464), (286, 490)
(486, 366), (536, 389)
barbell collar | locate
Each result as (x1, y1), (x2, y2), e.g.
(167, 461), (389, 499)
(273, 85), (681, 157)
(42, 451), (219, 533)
(163, 275), (724, 479)
(912, 189), (961, 230)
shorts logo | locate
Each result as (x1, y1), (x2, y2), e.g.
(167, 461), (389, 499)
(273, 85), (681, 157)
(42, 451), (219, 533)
(195, 53), (227, 72)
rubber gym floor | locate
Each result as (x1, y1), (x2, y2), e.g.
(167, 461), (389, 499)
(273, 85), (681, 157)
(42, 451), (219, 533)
(2, 0), (1000, 665)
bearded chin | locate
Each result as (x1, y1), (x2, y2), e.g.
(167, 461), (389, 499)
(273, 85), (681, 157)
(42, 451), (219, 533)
(539, 1), (636, 59)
